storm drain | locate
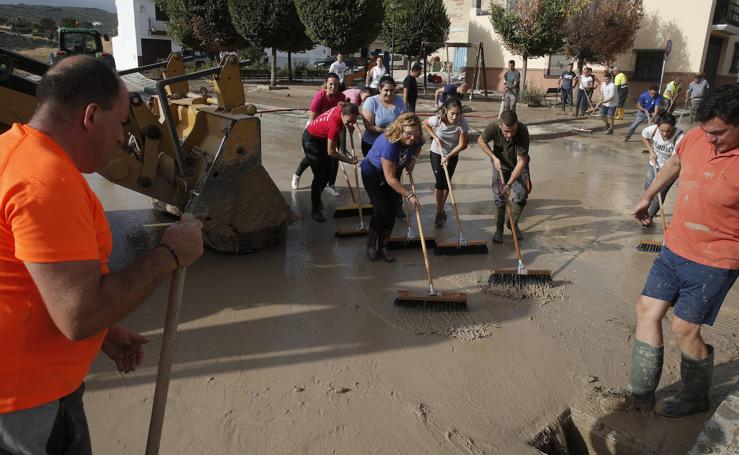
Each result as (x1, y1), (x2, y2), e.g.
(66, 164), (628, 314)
(529, 407), (588, 455)
(529, 407), (658, 455)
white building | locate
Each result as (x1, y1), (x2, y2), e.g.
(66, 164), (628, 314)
(112, 0), (181, 70)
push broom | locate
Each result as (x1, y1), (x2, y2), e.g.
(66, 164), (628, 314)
(334, 160), (369, 237)
(572, 99), (601, 135)
(334, 130), (373, 218)
(489, 171), (552, 288)
(395, 171), (467, 309)
(434, 156), (488, 255)
(387, 172), (435, 249)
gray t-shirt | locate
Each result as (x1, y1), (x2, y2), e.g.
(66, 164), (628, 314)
(688, 79), (709, 99)
(504, 69), (520, 94)
(427, 115), (469, 155)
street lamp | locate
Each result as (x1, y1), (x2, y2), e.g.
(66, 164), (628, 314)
(390, 0), (397, 78)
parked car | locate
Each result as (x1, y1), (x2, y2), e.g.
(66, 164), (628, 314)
(314, 56), (357, 70)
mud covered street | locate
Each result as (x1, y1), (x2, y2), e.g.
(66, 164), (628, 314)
(83, 113), (739, 454)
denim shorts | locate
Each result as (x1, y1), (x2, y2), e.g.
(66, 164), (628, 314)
(599, 105), (616, 118)
(642, 246), (739, 325)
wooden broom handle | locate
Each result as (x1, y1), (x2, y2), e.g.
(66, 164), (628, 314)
(408, 171), (435, 288)
(442, 157), (465, 238)
(497, 167), (525, 263)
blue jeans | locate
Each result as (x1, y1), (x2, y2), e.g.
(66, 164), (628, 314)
(561, 88), (573, 107)
(575, 89), (592, 116)
(642, 246), (739, 325)
(644, 164), (676, 219)
(625, 111), (650, 139)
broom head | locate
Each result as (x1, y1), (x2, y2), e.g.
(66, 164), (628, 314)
(489, 269), (553, 288)
(395, 290), (467, 310)
(333, 204), (373, 218)
(334, 226), (369, 237)
(434, 240), (488, 255)
(387, 235), (436, 249)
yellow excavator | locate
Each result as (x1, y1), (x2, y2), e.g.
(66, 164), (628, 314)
(0, 48), (294, 253)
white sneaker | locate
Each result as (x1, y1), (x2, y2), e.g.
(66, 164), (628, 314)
(325, 185), (340, 197)
(291, 174), (300, 190)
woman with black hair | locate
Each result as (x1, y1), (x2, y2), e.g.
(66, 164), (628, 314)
(423, 98), (469, 227)
(640, 111), (685, 227)
(302, 103), (360, 222)
(360, 76), (407, 157)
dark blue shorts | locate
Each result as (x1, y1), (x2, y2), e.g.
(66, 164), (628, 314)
(642, 246), (739, 325)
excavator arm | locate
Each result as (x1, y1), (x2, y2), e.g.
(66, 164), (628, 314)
(0, 49), (294, 252)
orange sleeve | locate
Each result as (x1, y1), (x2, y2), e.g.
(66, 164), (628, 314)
(7, 174), (101, 263)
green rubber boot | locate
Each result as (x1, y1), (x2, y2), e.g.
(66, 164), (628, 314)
(655, 345), (713, 418)
(600, 340), (663, 413)
(492, 205), (505, 244)
(508, 202), (524, 241)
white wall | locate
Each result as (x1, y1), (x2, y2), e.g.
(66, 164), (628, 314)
(265, 45), (332, 68)
(112, 0), (180, 70)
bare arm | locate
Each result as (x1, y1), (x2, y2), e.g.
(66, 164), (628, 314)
(508, 154), (529, 185)
(642, 135), (656, 164)
(403, 87), (410, 106)
(477, 135), (502, 171)
(308, 111), (317, 122)
(25, 220), (203, 341)
(632, 153), (681, 224)
(445, 132), (468, 162)
(327, 137), (358, 164)
(434, 87), (443, 105)
(361, 108), (384, 135)
(381, 158), (419, 207)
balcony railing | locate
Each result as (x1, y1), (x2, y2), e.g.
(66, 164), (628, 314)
(714, 0), (739, 27)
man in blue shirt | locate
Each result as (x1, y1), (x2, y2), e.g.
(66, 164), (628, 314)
(624, 85), (663, 142)
(434, 81), (470, 107)
(559, 63), (576, 113)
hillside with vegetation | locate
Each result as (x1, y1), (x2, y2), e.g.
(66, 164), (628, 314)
(0, 4), (117, 35)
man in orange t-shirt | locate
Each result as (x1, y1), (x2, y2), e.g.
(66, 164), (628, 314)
(0, 56), (203, 453)
(604, 85), (739, 418)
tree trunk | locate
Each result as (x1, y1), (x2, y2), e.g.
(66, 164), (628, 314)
(521, 54), (528, 97)
(288, 51), (292, 82)
(270, 47), (277, 87)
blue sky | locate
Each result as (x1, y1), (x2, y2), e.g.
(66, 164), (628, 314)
(0, 0), (116, 13)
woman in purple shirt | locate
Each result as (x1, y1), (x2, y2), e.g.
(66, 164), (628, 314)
(360, 113), (423, 262)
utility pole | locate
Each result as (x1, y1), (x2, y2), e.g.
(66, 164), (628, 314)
(390, 0), (397, 78)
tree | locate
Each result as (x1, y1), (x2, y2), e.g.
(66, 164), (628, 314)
(295, 0), (384, 53)
(58, 17), (78, 28)
(564, 0), (643, 70)
(379, 0), (450, 63)
(156, 0), (247, 53)
(229, 0), (310, 86)
(272, 3), (313, 81)
(489, 0), (569, 91)
(39, 17), (56, 31)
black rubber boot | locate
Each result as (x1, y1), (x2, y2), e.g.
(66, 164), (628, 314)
(508, 203), (524, 241)
(600, 340), (663, 413)
(655, 345), (713, 418)
(493, 205), (505, 244)
(366, 229), (379, 261)
(378, 230), (395, 263)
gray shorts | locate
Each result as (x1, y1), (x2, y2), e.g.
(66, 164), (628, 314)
(0, 385), (91, 455)
(492, 167), (530, 207)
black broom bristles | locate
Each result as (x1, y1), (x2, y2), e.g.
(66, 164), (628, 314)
(488, 271), (553, 288)
(334, 227), (369, 238)
(333, 205), (373, 218)
(433, 242), (488, 255)
(636, 241), (662, 253)
(394, 290), (468, 310)
(386, 237), (436, 249)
